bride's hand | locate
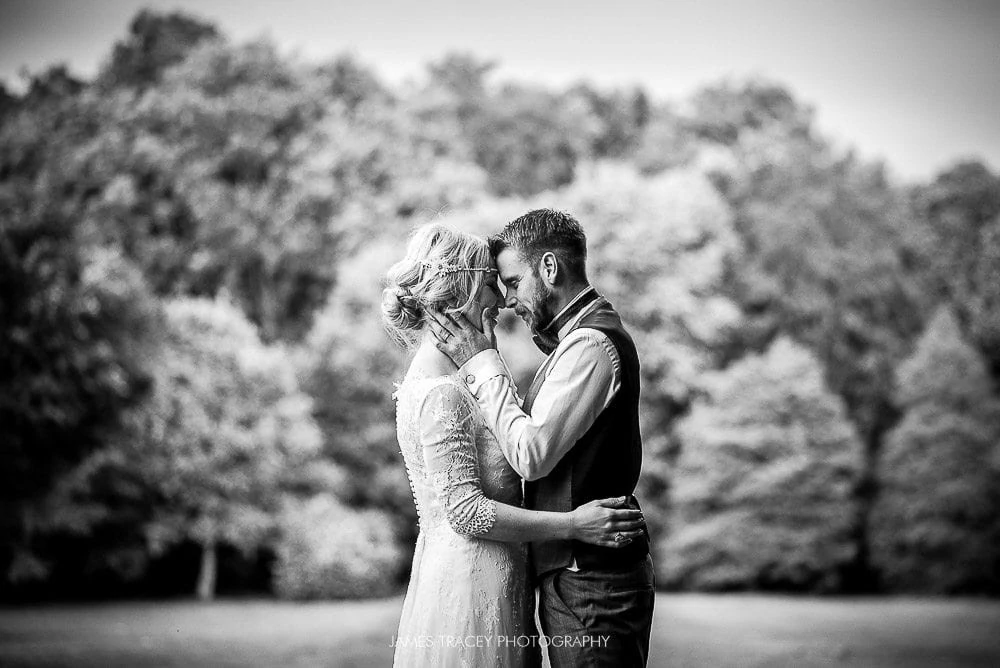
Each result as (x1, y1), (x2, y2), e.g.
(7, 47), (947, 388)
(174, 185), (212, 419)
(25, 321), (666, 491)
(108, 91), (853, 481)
(427, 308), (495, 367)
(570, 497), (645, 548)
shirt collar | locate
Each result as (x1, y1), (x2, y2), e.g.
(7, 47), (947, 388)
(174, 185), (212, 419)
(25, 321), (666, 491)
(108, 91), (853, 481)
(540, 286), (603, 342)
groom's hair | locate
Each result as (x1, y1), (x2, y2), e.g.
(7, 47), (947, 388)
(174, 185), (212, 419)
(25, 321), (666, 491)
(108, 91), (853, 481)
(489, 209), (588, 282)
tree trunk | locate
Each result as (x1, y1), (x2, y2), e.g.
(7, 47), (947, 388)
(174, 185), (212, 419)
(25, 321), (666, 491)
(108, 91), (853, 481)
(196, 537), (217, 601)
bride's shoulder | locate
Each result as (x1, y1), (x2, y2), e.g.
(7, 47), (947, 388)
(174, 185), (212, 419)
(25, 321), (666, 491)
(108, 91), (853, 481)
(393, 370), (460, 401)
(394, 346), (466, 404)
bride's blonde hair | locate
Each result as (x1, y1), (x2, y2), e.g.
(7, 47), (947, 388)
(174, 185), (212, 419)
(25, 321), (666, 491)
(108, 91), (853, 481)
(381, 223), (493, 348)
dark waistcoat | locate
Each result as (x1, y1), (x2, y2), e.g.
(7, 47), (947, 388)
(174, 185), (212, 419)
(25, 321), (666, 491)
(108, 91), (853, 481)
(523, 301), (649, 576)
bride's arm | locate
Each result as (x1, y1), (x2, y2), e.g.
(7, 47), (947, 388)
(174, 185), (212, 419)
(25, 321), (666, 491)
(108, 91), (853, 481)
(487, 496), (643, 546)
(419, 383), (643, 546)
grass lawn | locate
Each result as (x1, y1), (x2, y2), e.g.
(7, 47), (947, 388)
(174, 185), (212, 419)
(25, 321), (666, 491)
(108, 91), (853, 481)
(2, 594), (999, 667)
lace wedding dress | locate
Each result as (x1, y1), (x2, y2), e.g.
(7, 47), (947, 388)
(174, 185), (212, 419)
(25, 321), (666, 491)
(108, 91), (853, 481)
(392, 373), (539, 668)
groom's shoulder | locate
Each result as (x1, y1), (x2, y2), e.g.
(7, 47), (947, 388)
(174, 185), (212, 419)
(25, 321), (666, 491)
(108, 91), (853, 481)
(575, 306), (640, 361)
(578, 304), (632, 338)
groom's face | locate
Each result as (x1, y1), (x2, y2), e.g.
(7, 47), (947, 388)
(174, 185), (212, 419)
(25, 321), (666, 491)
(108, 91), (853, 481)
(495, 247), (557, 333)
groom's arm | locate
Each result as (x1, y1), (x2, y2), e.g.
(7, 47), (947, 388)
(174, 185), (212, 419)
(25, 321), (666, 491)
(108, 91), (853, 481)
(460, 330), (620, 481)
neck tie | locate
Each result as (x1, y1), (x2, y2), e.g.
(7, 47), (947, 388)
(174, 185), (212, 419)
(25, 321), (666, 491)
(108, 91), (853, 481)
(531, 330), (560, 355)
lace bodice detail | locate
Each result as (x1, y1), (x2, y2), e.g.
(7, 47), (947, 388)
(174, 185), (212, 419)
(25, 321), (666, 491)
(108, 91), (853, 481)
(392, 372), (537, 667)
(394, 373), (522, 536)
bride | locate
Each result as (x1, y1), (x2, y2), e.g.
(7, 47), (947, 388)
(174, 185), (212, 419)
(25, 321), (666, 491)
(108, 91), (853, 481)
(382, 223), (645, 667)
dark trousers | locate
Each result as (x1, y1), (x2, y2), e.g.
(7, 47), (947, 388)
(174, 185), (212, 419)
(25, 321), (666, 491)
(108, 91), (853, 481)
(537, 554), (655, 667)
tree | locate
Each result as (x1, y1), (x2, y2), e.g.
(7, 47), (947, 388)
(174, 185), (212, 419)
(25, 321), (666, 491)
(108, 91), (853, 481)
(703, 84), (926, 441)
(0, 32), (170, 588)
(274, 494), (405, 599)
(0, 82), (16, 119)
(411, 56), (599, 197)
(664, 338), (864, 591)
(425, 52), (495, 114)
(633, 103), (697, 175)
(97, 9), (220, 90)
(468, 84), (594, 196)
(685, 79), (813, 146)
(912, 161), (1000, 377)
(302, 240), (413, 521)
(83, 37), (341, 341)
(44, 296), (327, 600)
(970, 217), (1000, 375)
(689, 81), (931, 588)
(565, 84), (651, 159)
(0, 240), (159, 585)
(869, 307), (1000, 593)
(0, 104), (162, 579)
(317, 54), (390, 114)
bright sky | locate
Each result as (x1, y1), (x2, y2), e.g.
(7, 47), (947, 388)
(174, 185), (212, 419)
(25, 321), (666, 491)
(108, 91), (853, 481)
(1, 0), (998, 183)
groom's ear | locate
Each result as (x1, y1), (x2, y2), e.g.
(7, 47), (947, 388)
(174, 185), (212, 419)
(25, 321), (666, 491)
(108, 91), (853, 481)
(539, 252), (559, 286)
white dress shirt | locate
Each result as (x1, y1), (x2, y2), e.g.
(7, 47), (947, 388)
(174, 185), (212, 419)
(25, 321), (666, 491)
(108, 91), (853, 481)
(458, 289), (622, 482)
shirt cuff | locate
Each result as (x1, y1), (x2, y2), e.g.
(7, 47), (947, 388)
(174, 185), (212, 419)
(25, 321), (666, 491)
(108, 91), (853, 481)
(458, 349), (508, 395)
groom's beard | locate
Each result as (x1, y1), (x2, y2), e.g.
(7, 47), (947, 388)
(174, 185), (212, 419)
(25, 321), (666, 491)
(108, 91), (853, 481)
(526, 282), (559, 337)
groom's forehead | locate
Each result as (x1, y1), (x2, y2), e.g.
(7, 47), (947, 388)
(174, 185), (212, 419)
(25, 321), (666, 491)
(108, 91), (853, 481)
(494, 248), (526, 280)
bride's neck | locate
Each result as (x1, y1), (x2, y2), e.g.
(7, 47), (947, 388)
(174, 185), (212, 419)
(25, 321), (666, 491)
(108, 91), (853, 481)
(409, 330), (457, 377)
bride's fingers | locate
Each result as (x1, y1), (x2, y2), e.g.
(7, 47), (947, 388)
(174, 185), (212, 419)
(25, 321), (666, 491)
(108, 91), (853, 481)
(453, 312), (480, 333)
(481, 308), (496, 342)
(426, 310), (456, 341)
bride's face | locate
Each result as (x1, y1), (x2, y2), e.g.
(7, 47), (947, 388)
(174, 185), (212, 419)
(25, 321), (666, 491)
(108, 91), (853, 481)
(459, 263), (503, 333)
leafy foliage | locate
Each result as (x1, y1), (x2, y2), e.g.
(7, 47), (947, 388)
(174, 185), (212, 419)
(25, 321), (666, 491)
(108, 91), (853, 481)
(869, 307), (1000, 593)
(664, 338), (864, 591)
(699, 81), (927, 445)
(301, 240), (413, 519)
(35, 296), (330, 597)
(274, 494), (405, 600)
(0, 94), (162, 574)
(97, 10), (220, 90)
(912, 162), (1000, 377)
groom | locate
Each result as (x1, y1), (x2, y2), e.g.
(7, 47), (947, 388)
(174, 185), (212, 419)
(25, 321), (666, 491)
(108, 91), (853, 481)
(429, 209), (654, 667)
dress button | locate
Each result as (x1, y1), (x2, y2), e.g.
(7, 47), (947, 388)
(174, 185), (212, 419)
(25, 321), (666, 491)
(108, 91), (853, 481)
(465, 374), (476, 385)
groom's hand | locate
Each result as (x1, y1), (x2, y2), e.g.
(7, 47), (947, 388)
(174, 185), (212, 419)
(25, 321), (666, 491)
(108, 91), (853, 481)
(570, 497), (645, 548)
(427, 308), (496, 367)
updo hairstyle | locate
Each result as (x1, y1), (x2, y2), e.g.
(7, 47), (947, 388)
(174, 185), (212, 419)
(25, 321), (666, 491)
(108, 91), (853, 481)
(381, 223), (492, 348)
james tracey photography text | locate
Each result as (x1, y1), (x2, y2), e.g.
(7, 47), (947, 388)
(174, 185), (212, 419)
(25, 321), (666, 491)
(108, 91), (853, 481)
(390, 635), (611, 649)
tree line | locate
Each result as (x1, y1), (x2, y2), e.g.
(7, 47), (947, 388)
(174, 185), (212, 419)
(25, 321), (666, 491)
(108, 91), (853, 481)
(1, 9), (998, 600)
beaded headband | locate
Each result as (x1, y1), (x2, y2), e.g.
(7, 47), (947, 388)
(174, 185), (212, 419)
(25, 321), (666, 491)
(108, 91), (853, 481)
(419, 260), (497, 277)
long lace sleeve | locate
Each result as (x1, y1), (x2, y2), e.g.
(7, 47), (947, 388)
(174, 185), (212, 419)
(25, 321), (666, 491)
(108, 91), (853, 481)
(418, 382), (497, 537)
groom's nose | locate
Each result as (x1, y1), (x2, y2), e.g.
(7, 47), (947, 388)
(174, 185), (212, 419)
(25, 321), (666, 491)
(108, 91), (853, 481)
(504, 294), (517, 309)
